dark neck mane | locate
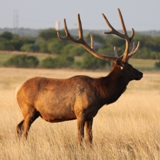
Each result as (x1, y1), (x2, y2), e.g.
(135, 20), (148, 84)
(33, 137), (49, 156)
(100, 66), (130, 105)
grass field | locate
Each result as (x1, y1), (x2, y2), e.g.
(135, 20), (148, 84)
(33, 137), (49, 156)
(0, 67), (160, 160)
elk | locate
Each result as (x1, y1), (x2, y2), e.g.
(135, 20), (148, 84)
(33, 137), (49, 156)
(16, 8), (143, 145)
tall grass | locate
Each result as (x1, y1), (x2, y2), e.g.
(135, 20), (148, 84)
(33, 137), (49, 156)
(0, 68), (160, 160)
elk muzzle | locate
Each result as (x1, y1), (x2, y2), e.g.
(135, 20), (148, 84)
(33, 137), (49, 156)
(135, 71), (143, 80)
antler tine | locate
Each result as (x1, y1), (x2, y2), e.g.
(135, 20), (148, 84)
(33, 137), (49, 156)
(90, 34), (94, 49)
(131, 42), (136, 52)
(57, 15), (83, 43)
(127, 41), (140, 59)
(117, 8), (127, 35)
(114, 46), (118, 57)
(77, 14), (83, 40)
(117, 8), (135, 42)
(102, 13), (124, 38)
(118, 41), (140, 61)
(57, 19), (70, 40)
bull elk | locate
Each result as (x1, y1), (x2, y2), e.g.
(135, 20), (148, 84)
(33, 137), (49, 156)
(16, 8), (143, 145)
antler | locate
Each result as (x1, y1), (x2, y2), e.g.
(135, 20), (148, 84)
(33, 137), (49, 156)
(57, 14), (118, 62)
(103, 8), (139, 62)
(57, 8), (140, 63)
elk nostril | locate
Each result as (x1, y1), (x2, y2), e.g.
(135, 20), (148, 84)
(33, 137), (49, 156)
(138, 72), (143, 79)
(135, 72), (143, 80)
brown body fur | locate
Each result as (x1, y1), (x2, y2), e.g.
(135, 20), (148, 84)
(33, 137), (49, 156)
(16, 64), (142, 144)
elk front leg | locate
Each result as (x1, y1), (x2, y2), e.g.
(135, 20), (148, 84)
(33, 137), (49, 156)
(85, 118), (93, 145)
(77, 115), (85, 145)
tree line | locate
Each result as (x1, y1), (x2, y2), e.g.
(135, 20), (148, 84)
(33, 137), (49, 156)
(1, 29), (160, 69)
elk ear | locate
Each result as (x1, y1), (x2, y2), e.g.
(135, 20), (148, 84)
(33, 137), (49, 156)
(116, 59), (125, 70)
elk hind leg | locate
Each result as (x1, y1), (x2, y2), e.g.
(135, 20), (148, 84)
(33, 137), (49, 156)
(17, 120), (24, 137)
(77, 115), (85, 145)
(23, 110), (40, 139)
(85, 118), (93, 145)
(17, 109), (39, 139)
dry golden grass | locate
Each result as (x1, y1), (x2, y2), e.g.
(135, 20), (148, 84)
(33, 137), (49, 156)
(0, 67), (160, 160)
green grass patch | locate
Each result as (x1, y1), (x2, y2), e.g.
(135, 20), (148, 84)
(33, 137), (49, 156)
(129, 59), (157, 70)
(0, 53), (13, 66)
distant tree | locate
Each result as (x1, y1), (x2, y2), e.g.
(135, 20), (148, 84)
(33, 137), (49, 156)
(0, 32), (13, 40)
(59, 43), (74, 55)
(20, 44), (34, 52)
(40, 57), (56, 68)
(47, 39), (64, 54)
(61, 44), (86, 56)
(155, 60), (160, 69)
(41, 55), (74, 68)
(4, 55), (39, 68)
(97, 45), (115, 56)
(10, 35), (24, 50)
(39, 29), (57, 41)
(86, 34), (105, 43)
(107, 36), (124, 48)
(35, 39), (49, 53)
(0, 41), (14, 50)
(55, 54), (74, 68)
(80, 52), (110, 69)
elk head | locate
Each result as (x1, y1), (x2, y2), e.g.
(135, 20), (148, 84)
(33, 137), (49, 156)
(57, 8), (143, 82)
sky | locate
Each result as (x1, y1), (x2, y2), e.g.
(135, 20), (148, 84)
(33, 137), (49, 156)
(0, 0), (160, 32)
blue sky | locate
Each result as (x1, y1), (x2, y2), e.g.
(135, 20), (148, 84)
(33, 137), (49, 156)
(0, 0), (160, 31)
